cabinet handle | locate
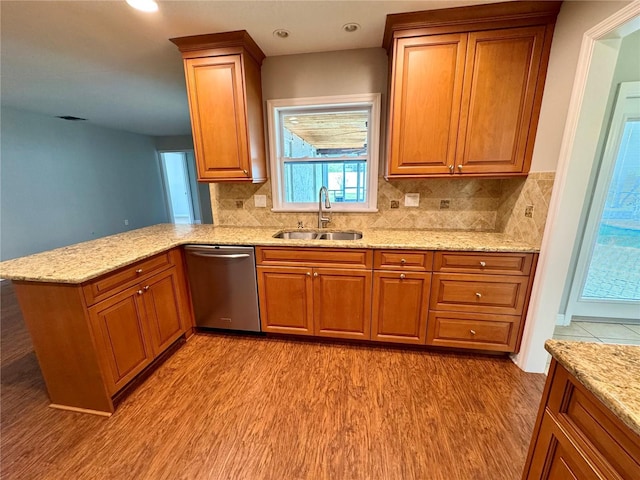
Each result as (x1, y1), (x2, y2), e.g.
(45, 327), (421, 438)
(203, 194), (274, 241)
(243, 169), (248, 175)
(480, 261), (486, 267)
(470, 329), (476, 336)
(475, 292), (482, 298)
(313, 272), (318, 277)
(306, 272), (311, 277)
(457, 165), (463, 172)
(448, 165), (454, 173)
(136, 269), (143, 274)
(137, 289), (144, 295)
(400, 258), (406, 264)
(400, 274), (406, 280)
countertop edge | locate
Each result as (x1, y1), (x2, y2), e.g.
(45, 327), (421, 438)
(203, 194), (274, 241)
(545, 339), (640, 438)
(0, 225), (540, 284)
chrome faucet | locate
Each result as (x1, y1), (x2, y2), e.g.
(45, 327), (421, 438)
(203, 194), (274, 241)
(318, 186), (331, 228)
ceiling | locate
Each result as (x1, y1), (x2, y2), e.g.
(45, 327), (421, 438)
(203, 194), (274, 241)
(1, 0), (500, 137)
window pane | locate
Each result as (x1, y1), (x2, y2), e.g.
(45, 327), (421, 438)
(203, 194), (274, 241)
(282, 110), (368, 158)
(284, 160), (367, 203)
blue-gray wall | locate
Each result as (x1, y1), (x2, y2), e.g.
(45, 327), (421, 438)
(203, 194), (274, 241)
(0, 107), (169, 260)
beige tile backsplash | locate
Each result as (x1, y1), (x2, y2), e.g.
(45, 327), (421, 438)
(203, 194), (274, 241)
(209, 172), (555, 246)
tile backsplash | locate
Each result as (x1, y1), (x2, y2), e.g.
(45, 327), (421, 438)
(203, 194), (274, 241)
(209, 172), (555, 246)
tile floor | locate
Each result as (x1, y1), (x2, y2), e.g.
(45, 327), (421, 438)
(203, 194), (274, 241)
(553, 319), (640, 345)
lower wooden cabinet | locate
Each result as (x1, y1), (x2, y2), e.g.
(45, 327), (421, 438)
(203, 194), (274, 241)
(13, 249), (192, 415)
(89, 267), (187, 395)
(371, 271), (431, 344)
(256, 247), (373, 340)
(257, 266), (314, 335)
(523, 360), (640, 479)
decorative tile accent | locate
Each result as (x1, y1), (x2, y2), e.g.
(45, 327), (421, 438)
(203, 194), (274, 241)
(209, 172), (556, 246)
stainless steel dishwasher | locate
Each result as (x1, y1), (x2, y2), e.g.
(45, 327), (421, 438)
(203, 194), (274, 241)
(184, 245), (261, 332)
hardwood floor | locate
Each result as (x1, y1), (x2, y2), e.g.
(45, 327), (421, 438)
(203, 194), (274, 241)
(1, 281), (545, 479)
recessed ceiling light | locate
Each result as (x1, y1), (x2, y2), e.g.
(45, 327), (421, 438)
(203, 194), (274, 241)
(273, 29), (290, 39)
(343, 23), (360, 33)
(126, 0), (159, 13)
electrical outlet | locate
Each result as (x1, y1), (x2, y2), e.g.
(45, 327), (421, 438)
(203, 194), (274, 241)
(254, 195), (267, 208)
(124, 219), (129, 226)
(390, 200), (399, 209)
(524, 205), (534, 218)
(439, 200), (450, 210)
(235, 200), (244, 209)
(404, 193), (420, 207)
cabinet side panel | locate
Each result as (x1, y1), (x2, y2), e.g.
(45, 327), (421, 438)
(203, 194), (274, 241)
(242, 54), (267, 182)
(13, 282), (113, 413)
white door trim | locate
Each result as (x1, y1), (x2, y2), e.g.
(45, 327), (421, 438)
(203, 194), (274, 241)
(513, 1), (640, 373)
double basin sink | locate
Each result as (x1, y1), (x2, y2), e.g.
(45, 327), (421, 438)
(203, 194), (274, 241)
(273, 230), (363, 241)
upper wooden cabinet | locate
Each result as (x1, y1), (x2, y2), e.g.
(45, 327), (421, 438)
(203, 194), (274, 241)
(383, 2), (561, 178)
(170, 31), (267, 183)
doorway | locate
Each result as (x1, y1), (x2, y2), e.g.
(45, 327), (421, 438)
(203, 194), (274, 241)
(159, 152), (195, 224)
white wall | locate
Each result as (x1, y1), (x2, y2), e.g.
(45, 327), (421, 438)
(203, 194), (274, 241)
(530, 0), (631, 172)
(0, 107), (168, 260)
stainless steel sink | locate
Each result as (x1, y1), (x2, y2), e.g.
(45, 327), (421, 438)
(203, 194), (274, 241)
(272, 230), (319, 240)
(315, 231), (363, 240)
(272, 230), (362, 240)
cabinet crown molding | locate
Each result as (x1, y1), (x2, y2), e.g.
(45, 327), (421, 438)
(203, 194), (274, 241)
(170, 30), (266, 65)
(382, 1), (562, 51)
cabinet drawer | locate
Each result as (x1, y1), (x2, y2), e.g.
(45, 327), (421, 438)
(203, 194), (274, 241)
(83, 251), (175, 305)
(547, 364), (640, 478)
(256, 247), (372, 269)
(426, 311), (519, 352)
(430, 273), (529, 315)
(433, 251), (533, 275)
(374, 250), (433, 271)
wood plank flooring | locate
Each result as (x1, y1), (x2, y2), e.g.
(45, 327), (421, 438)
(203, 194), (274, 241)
(1, 281), (545, 479)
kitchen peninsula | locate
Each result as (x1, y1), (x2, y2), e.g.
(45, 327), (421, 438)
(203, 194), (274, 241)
(1, 223), (540, 414)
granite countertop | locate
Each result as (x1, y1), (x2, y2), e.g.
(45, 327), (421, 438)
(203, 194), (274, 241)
(0, 223), (539, 284)
(545, 339), (640, 437)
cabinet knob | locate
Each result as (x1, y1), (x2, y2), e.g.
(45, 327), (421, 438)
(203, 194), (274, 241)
(480, 261), (486, 267)
(306, 272), (311, 277)
(144, 285), (150, 291)
(243, 169), (248, 175)
(136, 269), (143, 274)
(313, 272), (318, 277)
(448, 165), (454, 173)
(457, 165), (463, 172)
(470, 329), (476, 336)
(137, 289), (144, 295)
(400, 274), (406, 280)
(475, 292), (482, 298)
(400, 258), (406, 264)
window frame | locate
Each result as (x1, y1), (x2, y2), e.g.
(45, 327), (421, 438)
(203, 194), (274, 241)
(267, 93), (380, 212)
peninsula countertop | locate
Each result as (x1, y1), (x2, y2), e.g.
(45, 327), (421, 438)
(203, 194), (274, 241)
(0, 224), (540, 284)
(545, 339), (640, 437)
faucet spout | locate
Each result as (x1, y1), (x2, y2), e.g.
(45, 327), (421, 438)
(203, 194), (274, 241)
(318, 186), (331, 229)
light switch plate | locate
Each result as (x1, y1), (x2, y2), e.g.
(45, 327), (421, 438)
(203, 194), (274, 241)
(254, 195), (267, 208)
(404, 193), (420, 207)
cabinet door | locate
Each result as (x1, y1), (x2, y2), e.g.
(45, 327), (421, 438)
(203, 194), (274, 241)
(313, 268), (372, 340)
(257, 266), (313, 335)
(457, 26), (546, 174)
(184, 55), (251, 181)
(89, 287), (153, 395)
(388, 33), (467, 176)
(141, 268), (186, 357)
(372, 271), (430, 344)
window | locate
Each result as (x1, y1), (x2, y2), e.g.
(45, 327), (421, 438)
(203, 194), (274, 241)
(267, 94), (380, 212)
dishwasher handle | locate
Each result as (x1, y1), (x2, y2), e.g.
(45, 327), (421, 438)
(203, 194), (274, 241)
(187, 252), (251, 259)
